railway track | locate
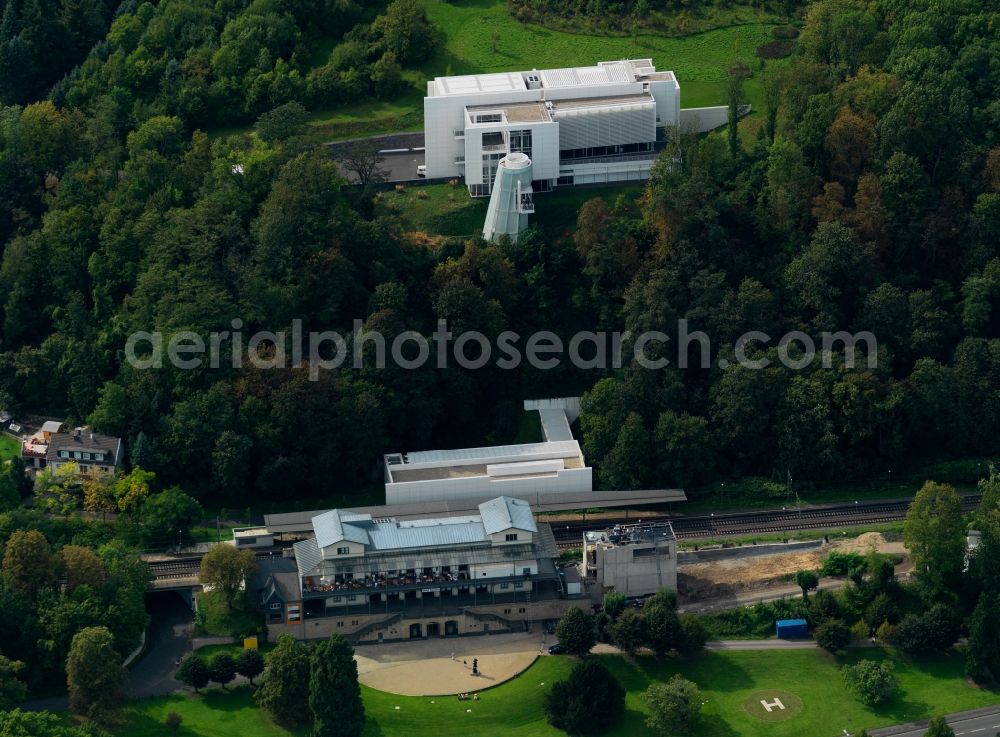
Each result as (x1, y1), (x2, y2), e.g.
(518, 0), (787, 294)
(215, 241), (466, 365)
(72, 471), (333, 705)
(148, 548), (285, 580)
(553, 494), (983, 548)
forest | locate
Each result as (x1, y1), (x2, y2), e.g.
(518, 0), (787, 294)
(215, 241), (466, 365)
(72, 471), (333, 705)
(0, 0), (998, 508)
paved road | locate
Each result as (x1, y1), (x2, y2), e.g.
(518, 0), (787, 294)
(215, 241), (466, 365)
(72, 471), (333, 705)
(126, 592), (195, 699)
(326, 132), (426, 182)
(380, 150), (426, 181)
(869, 705), (1000, 736)
(22, 593), (195, 711)
(705, 639), (878, 651)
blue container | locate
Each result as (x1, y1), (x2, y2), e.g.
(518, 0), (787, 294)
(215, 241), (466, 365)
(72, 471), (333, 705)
(775, 618), (809, 639)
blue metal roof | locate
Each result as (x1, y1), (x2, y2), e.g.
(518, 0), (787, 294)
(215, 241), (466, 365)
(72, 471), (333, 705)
(313, 509), (371, 548)
(478, 496), (538, 534)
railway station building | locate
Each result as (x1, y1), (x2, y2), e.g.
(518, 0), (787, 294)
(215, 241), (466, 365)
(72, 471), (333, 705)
(258, 496), (577, 642)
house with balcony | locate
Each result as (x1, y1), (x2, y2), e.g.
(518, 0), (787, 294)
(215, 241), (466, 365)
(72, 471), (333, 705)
(281, 496), (570, 641)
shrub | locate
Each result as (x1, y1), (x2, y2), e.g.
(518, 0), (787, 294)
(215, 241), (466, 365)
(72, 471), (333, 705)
(602, 591), (627, 620)
(894, 605), (960, 653)
(772, 25), (800, 38)
(545, 660), (625, 735)
(416, 189), (428, 199)
(676, 614), (708, 656)
(756, 40), (794, 59)
(815, 619), (852, 653)
(165, 712), (182, 732)
(876, 620), (897, 642)
(821, 551), (866, 577)
(842, 660), (899, 705)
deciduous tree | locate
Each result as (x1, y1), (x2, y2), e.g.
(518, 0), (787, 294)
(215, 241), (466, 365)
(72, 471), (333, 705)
(236, 648), (264, 685)
(645, 675), (702, 735)
(66, 626), (126, 720)
(176, 654), (210, 692)
(904, 482), (966, 590)
(199, 545), (256, 607)
(2, 529), (57, 600)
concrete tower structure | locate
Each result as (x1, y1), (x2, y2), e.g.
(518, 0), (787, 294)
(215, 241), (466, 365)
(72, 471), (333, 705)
(482, 152), (534, 242)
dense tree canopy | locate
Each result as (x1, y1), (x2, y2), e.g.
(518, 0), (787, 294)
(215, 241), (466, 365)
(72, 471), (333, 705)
(0, 0), (996, 514)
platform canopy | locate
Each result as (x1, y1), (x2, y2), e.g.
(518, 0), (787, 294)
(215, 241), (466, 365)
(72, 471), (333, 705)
(264, 488), (686, 536)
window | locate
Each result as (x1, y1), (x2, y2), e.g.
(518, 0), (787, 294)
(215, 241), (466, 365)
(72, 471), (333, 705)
(82, 452), (90, 460)
(73, 451), (81, 459)
(270, 602), (281, 610)
(287, 606), (300, 622)
(476, 113), (502, 124)
(337, 621), (344, 627)
(500, 582), (509, 590)
(59, 450), (69, 458)
(509, 129), (532, 159)
(522, 567), (532, 576)
(336, 546), (350, 555)
(505, 533), (518, 542)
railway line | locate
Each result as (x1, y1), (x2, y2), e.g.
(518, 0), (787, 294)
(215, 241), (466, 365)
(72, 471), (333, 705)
(147, 495), (985, 573)
(148, 549), (285, 580)
(553, 494), (983, 549)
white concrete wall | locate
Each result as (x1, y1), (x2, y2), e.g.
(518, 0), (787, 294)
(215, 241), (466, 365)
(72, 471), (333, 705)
(471, 560), (537, 579)
(320, 541), (365, 559)
(649, 79), (681, 127)
(385, 466), (593, 505)
(488, 530), (534, 545)
(679, 105), (736, 134)
(595, 543), (677, 597)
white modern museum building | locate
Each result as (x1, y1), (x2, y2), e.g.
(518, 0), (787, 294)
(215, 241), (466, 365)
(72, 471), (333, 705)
(423, 58), (681, 196)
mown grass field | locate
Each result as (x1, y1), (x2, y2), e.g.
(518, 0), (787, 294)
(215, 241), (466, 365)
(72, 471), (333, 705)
(0, 433), (20, 462)
(308, 0), (786, 139)
(119, 648), (998, 737)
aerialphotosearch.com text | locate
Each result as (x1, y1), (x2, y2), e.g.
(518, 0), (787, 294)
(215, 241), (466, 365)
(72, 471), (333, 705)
(124, 319), (878, 380)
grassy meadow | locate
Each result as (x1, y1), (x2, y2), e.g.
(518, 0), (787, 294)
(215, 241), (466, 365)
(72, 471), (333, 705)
(307, 0), (786, 139)
(119, 648), (998, 737)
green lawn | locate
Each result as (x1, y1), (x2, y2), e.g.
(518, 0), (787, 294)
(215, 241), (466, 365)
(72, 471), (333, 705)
(303, 0), (786, 140)
(378, 182), (642, 237)
(120, 649), (999, 737)
(0, 433), (20, 463)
